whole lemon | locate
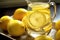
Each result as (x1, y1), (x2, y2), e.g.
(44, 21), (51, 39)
(7, 20), (25, 36)
(55, 20), (60, 31)
(0, 16), (13, 30)
(13, 8), (27, 20)
(35, 35), (53, 40)
(55, 30), (60, 40)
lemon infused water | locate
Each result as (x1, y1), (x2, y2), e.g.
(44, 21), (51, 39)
(23, 1), (56, 38)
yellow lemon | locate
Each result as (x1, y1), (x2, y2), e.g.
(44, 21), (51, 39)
(13, 8), (27, 20)
(55, 30), (60, 40)
(0, 16), (13, 30)
(7, 20), (25, 36)
(35, 35), (53, 40)
(55, 20), (60, 31)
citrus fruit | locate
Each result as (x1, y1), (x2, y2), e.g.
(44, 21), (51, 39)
(22, 16), (27, 28)
(38, 9), (51, 25)
(35, 35), (53, 40)
(44, 12), (50, 24)
(22, 11), (34, 27)
(13, 8), (27, 20)
(29, 2), (49, 10)
(26, 11), (46, 31)
(43, 23), (52, 32)
(7, 20), (25, 36)
(0, 16), (13, 30)
(55, 20), (60, 30)
(37, 9), (51, 32)
(55, 30), (60, 40)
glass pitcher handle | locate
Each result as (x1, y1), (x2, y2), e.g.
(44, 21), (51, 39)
(50, 2), (56, 20)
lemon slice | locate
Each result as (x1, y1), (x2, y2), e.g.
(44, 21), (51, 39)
(38, 9), (50, 14)
(22, 16), (28, 28)
(29, 2), (49, 10)
(22, 11), (34, 27)
(37, 9), (51, 25)
(43, 23), (52, 32)
(27, 11), (46, 30)
(44, 13), (51, 24)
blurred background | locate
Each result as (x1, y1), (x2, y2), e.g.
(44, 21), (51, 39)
(0, 0), (60, 8)
(0, 0), (60, 22)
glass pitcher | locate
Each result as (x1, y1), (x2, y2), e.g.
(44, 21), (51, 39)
(24, 0), (56, 38)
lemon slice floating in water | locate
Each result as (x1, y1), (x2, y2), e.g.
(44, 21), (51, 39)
(26, 11), (46, 31)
